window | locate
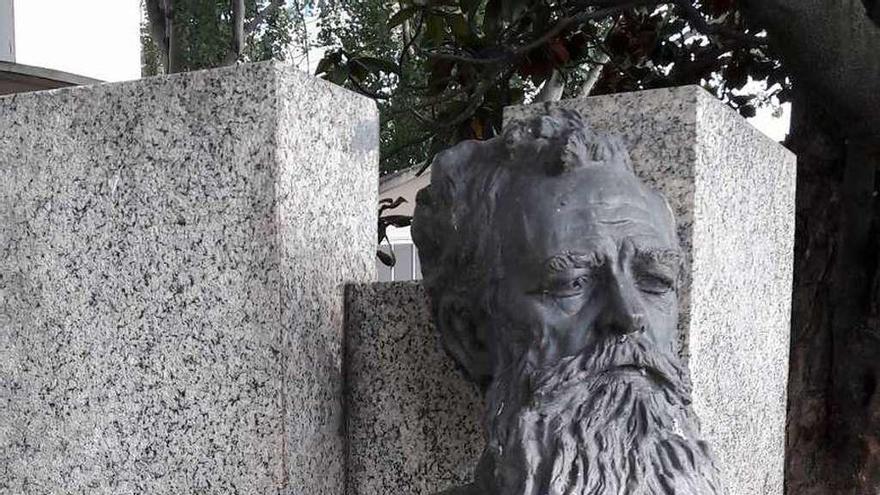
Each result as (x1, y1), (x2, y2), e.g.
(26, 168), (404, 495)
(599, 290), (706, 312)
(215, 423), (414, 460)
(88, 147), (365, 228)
(377, 242), (422, 282)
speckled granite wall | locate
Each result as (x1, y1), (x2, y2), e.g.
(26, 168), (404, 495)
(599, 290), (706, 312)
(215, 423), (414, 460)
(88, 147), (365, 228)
(0, 61), (378, 494)
(506, 88), (794, 494)
(344, 87), (794, 495)
(344, 282), (483, 495)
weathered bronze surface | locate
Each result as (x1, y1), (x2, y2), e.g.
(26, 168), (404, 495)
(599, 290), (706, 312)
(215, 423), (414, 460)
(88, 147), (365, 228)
(412, 110), (725, 495)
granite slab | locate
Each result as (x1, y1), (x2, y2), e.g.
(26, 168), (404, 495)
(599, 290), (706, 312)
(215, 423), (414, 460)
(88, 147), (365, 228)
(0, 61), (378, 494)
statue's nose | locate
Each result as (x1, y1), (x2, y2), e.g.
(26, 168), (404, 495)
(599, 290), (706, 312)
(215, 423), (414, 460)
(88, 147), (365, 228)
(597, 277), (646, 339)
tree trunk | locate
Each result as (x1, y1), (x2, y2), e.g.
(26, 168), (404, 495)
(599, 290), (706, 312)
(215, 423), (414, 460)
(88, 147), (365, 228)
(534, 70), (566, 102)
(784, 86), (880, 494)
(783, 87), (843, 494)
(739, 2), (880, 491)
(227, 0), (245, 65)
(165, 0), (187, 74)
(144, 0), (169, 72)
(578, 53), (609, 98)
(864, 0), (880, 25)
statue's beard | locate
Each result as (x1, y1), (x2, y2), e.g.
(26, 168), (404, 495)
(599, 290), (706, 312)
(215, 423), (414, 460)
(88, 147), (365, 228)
(478, 337), (725, 495)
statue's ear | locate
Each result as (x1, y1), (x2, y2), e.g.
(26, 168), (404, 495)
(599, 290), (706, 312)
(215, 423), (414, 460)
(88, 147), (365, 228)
(437, 296), (492, 389)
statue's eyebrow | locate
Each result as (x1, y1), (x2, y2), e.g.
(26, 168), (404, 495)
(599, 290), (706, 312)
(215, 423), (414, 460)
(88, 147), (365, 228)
(633, 247), (682, 270)
(544, 251), (603, 273)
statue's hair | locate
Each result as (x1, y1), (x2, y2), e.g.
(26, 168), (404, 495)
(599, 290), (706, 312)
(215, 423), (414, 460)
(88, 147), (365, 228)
(411, 109), (638, 386)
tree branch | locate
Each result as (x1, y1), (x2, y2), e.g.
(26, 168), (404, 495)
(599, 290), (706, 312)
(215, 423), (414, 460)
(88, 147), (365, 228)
(535, 70), (567, 102)
(429, 1), (660, 65)
(430, 0), (764, 69)
(290, 0), (311, 68)
(246, 0), (286, 34)
(164, 0), (181, 73)
(383, 133), (435, 163)
(348, 76), (393, 100)
(863, 0), (880, 26)
(398, 12), (425, 68)
(578, 52), (610, 97)
(226, 0), (246, 64)
(672, 0), (766, 47)
(144, 0), (169, 71)
(385, 87), (473, 118)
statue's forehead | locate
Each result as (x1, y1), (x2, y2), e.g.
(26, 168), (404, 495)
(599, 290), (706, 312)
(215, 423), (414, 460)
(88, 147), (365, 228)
(497, 168), (677, 259)
(503, 165), (652, 204)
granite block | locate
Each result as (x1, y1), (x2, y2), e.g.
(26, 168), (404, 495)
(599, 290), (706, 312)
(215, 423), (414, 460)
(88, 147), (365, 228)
(0, 61), (378, 494)
(343, 87), (794, 495)
(504, 87), (797, 494)
(344, 282), (483, 495)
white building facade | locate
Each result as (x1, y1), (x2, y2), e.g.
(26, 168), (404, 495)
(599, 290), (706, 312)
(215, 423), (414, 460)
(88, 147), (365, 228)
(377, 166), (430, 282)
(0, 0), (140, 90)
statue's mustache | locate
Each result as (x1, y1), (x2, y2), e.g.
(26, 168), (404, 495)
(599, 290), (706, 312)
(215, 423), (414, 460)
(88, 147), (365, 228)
(522, 337), (691, 403)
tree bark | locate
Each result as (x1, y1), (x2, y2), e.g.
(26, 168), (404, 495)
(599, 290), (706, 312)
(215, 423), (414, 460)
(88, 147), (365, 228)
(227, 0), (245, 65)
(743, 0), (880, 136)
(832, 137), (880, 493)
(782, 88), (844, 494)
(534, 70), (566, 102)
(577, 53), (609, 98)
(164, 0), (187, 73)
(863, 0), (880, 25)
(740, 1), (880, 492)
(144, 0), (169, 72)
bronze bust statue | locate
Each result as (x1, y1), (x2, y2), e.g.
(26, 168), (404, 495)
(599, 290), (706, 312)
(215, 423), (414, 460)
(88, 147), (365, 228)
(412, 110), (725, 495)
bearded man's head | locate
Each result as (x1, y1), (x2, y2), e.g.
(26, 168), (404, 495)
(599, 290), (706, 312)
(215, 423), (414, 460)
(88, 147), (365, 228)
(412, 110), (725, 495)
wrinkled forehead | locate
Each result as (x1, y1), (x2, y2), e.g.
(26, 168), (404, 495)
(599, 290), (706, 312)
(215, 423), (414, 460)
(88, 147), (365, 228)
(496, 167), (678, 261)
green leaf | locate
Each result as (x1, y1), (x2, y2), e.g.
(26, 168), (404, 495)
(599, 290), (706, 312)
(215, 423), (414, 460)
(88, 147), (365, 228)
(377, 249), (396, 267)
(314, 56), (335, 76)
(508, 86), (525, 105)
(382, 215), (413, 228)
(483, 0), (502, 38)
(354, 56), (402, 75)
(501, 0), (528, 22)
(448, 14), (471, 42)
(388, 7), (419, 29)
(425, 14), (447, 44)
(739, 104), (757, 119)
(327, 65), (349, 85)
(348, 59), (370, 81)
(460, 0), (481, 16)
(378, 197), (408, 214)
(427, 57), (454, 95)
(314, 51), (342, 76)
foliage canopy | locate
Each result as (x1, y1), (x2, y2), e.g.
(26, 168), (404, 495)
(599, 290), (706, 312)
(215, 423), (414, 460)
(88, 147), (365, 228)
(312, 0), (788, 174)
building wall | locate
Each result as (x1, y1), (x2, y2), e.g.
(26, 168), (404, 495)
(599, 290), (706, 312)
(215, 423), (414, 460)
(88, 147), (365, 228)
(0, 0), (13, 62)
(377, 231), (422, 282)
(378, 169), (430, 281)
(379, 168), (430, 217)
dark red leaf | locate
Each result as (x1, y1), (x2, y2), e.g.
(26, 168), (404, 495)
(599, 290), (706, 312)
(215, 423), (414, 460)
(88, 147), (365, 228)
(548, 39), (571, 65)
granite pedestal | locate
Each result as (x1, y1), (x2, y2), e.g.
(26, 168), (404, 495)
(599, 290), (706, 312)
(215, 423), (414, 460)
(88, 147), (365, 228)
(345, 86), (795, 494)
(344, 282), (483, 495)
(0, 61), (378, 494)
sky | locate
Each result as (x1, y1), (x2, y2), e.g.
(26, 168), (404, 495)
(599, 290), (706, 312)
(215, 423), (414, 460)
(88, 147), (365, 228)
(750, 102), (791, 142)
(12, 0), (141, 81)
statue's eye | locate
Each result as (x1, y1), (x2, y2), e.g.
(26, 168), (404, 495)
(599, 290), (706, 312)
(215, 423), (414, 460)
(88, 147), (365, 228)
(542, 275), (592, 298)
(637, 274), (675, 295)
